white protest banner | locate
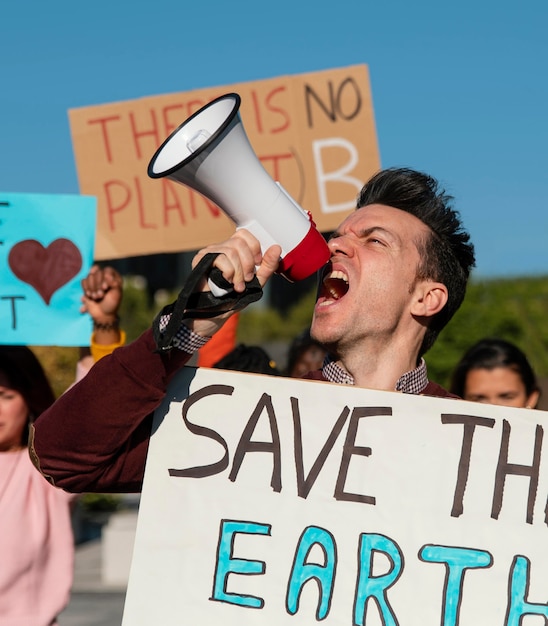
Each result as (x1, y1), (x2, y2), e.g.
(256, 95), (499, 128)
(123, 367), (548, 625)
(0, 192), (96, 345)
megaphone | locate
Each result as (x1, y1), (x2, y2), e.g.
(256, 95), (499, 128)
(147, 93), (329, 295)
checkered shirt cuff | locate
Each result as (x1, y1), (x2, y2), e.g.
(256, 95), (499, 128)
(158, 314), (210, 353)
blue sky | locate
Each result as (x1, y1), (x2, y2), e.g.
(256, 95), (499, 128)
(1, 0), (546, 278)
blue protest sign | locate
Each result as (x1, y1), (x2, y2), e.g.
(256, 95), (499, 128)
(0, 192), (96, 346)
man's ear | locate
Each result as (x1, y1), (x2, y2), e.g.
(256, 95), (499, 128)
(410, 281), (448, 318)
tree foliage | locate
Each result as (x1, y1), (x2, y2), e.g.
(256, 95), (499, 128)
(426, 275), (548, 388)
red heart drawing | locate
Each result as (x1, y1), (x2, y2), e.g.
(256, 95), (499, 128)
(8, 238), (83, 305)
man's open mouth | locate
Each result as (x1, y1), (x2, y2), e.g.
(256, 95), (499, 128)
(320, 269), (349, 301)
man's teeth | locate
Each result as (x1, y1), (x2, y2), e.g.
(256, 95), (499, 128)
(329, 270), (348, 282)
(323, 270), (349, 300)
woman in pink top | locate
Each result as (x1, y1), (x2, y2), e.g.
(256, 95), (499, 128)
(0, 265), (126, 625)
(0, 345), (74, 626)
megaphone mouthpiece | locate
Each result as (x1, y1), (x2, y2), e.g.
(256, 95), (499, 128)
(186, 129), (211, 153)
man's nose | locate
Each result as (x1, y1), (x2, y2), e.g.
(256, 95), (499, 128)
(328, 234), (352, 256)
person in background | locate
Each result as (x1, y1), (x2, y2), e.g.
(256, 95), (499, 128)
(213, 343), (281, 376)
(449, 337), (540, 408)
(0, 265), (124, 626)
(76, 264), (126, 379)
(285, 328), (327, 378)
(0, 345), (70, 626)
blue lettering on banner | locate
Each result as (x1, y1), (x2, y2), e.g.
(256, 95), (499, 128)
(286, 526), (337, 619)
(210, 519), (271, 609)
(505, 556), (548, 625)
(420, 544), (492, 626)
(354, 533), (403, 626)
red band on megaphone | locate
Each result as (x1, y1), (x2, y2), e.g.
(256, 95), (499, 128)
(277, 223), (330, 282)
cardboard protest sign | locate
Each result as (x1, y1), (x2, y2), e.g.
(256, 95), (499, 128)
(123, 367), (548, 625)
(69, 65), (380, 260)
(0, 192), (96, 345)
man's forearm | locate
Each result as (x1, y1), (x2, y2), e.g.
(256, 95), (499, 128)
(30, 328), (192, 493)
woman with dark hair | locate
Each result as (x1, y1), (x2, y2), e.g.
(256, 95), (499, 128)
(0, 264), (125, 625)
(0, 345), (74, 626)
(450, 338), (540, 408)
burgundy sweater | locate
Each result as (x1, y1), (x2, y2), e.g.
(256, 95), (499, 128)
(31, 329), (191, 494)
(30, 329), (457, 494)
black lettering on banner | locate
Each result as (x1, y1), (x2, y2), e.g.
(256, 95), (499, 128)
(291, 397), (351, 499)
(229, 393), (282, 492)
(492, 420), (543, 524)
(168, 384), (234, 478)
(304, 77), (362, 127)
(335, 407), (392, 505)
(441, 414), (496, 517)
(1, 295), (26, 330)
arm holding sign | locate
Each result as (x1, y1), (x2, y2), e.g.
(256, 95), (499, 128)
(29, 233), (280, 493)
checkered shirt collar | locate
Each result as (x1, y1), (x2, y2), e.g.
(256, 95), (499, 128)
(322, 355), (429, 394)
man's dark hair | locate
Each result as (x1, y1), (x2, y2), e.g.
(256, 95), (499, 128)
(357, 167), (476, 356)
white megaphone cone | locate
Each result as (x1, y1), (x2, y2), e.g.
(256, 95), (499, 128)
(148, 93), (329, 295)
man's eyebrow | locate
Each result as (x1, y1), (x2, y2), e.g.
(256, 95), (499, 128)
(361, 226), (396, 239)
(329, 226), (398, 242)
